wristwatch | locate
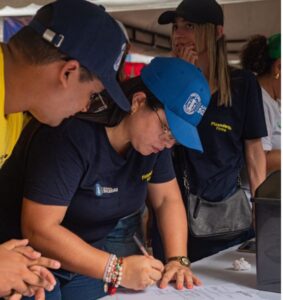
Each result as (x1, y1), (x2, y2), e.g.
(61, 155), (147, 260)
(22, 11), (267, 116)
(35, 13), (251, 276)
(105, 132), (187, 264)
(167, 256), (191, 267)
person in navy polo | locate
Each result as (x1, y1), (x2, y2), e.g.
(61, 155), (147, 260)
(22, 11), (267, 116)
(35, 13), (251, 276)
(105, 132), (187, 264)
(154, 0), (267, 262)
(0, 57), (210, 299)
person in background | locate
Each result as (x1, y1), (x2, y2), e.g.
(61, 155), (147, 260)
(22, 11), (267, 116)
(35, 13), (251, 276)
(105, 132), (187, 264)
(241, 33), (281, 174)
(0, 57), (210, 300)
(0, 0), (129, 298)
(152, 0), (267, 262)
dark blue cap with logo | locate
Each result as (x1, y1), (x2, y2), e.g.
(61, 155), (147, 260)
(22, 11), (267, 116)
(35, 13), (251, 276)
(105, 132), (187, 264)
(141, 57), (211, 152)
(28, 0), (130, 111)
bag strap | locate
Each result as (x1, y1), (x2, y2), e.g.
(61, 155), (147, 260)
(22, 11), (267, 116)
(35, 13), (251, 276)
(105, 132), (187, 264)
(172, 145), (190, 210)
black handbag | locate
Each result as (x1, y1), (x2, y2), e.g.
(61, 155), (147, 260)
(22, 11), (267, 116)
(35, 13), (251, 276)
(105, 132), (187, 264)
(172, 145), (252, 240)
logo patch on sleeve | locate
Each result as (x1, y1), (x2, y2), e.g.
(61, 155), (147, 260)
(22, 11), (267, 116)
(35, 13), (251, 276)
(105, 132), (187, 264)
(142, 171), (153, 182)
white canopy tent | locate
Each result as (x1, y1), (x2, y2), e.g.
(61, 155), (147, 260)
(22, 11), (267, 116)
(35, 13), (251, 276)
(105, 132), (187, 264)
(0, 0), (279, 14)
(0, 0), (280, 62)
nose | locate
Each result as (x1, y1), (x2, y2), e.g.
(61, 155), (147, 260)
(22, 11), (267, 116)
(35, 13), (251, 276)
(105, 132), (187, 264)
(81, 106), (89, 113)
(174, 27), (186, 38)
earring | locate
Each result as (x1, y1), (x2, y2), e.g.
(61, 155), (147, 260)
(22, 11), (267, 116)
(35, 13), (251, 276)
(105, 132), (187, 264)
(274, 73), (280, 80)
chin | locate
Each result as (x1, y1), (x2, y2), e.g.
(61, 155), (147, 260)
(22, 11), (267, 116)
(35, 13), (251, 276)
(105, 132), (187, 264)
(134, 146), (152, 156)
(37, 116), (63, 127)
(142, 151), (153, 156)
(43, 117), (62, 127)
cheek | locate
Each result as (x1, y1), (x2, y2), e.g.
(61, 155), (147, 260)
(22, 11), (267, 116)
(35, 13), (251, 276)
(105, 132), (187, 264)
(92, 79), (104, 93)
(130, 124), (153, 151)
(69, 89), (90, 112)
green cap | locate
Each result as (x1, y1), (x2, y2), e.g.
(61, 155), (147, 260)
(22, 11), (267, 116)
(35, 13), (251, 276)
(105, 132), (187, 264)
(268, 33), (281, 59)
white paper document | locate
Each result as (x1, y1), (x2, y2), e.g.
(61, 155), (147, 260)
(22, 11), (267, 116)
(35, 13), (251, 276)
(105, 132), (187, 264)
(101, 284), (267, 300)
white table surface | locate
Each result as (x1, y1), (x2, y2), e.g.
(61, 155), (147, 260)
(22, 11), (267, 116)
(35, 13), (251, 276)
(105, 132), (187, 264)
(191, 245), (280, 300)
(101, 245), (281, 299)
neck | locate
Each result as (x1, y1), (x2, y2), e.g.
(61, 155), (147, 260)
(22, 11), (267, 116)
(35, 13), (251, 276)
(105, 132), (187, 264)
(105, 119), (131, 156)
(2, 43), (31, 115)
(258, 74), (278, 100)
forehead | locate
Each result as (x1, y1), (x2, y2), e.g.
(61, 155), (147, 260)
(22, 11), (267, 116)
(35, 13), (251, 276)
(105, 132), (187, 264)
(174, 17), (195, 25)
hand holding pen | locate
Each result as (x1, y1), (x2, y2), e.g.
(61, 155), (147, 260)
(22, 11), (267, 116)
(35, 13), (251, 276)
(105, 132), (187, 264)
(118, 233), (164, 290)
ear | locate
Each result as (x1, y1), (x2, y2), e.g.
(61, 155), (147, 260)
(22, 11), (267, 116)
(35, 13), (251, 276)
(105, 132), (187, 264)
(130, 92), (147, 114)
(59, 60), (81, 88)
(216, 25), (224, 40)
(273, 58), (281, 76)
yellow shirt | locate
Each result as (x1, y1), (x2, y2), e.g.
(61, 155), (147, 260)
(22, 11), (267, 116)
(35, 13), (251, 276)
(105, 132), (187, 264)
(0, 46), (26, 168)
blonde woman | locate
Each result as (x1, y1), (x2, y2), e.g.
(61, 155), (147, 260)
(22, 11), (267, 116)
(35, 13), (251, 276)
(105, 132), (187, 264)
(152, 0), (267, 262)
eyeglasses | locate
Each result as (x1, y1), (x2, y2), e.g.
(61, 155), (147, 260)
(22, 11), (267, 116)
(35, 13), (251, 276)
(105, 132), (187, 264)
(87, 93), (108, 113)
(152, 107), (175, 142)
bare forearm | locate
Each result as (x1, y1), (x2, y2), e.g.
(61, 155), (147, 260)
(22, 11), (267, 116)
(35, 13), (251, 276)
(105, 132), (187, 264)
(266, 149), (281, 174)
(22, 224), (109, 279)
(154, 200), (188, 259)
(245, 139), (266, 196)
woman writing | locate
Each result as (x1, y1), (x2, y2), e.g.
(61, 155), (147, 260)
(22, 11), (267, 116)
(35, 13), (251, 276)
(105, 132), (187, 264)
(0, 57), (210, 299)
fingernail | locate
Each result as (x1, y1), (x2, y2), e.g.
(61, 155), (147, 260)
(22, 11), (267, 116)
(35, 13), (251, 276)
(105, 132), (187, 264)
(177, 284), (183, 290)
(47, 284), (55, 291)
(53, 261), (61, 268)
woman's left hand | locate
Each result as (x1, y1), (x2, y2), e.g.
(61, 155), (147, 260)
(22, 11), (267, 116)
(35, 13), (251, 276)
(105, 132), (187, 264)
(159, 261), (202, 290)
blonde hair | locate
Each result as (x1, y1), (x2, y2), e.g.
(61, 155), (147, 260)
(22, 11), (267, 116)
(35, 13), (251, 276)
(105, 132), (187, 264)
(194, 24), (231, 106)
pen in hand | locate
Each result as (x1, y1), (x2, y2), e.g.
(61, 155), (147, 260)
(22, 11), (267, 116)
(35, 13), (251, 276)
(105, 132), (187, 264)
(133, 233), (150, 256)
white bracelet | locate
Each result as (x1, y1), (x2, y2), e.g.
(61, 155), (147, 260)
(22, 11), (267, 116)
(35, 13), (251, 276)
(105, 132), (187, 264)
(103, 254), (117, 283)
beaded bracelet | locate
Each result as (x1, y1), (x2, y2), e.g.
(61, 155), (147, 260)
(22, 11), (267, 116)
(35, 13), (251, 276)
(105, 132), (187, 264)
(103, 256), (124, 295)
(103, 254), (117, 283)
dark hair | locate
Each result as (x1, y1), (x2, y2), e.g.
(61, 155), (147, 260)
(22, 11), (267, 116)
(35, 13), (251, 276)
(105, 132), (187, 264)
(9, 5), (94, 82)
(76, 76), (164, 127)
(240, 35), (275, 75)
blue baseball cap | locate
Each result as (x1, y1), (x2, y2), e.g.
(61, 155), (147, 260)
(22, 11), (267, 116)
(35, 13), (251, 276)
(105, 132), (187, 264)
(28, 0), (130, 111)
(141, 57), (210, 152)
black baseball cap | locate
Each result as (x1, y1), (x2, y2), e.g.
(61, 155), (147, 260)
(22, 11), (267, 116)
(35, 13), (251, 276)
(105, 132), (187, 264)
(28, 0), (130, 111)
(158, 0), (223, 26)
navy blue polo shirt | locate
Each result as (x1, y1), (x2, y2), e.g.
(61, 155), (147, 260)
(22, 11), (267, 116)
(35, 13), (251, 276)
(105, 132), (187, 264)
(185, 69), (267, 201)
(0, 118), (175, 244)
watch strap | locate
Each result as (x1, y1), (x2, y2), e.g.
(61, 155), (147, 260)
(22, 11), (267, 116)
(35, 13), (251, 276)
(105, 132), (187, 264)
(167, 256), (191, 267)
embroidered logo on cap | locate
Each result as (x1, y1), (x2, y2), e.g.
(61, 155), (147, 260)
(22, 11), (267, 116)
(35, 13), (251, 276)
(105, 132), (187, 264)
(183, 93), (206, 116)
(114, 43), (126, 71)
